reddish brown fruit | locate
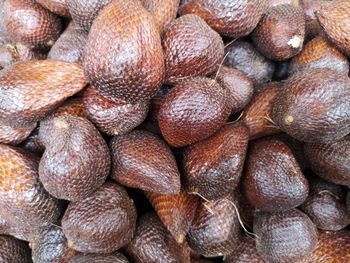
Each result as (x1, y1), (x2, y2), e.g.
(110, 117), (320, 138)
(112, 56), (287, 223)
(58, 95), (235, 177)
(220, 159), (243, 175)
(39, 116), (110, 201)
(224, 237), (266, 263)
(179, 0), (266, 38)
(243, 138), (308, 212)
(0, 235), (31, 263)
(4, 0), (62, 49)
(316, 0), (350, 55)
(83, 86), (149, 136)
(48, 98), (86, 119)
(268, 0), (300, 7)
(20, 127), (45, 155)
(69, 253), (129, 263)
(110, 130), (181, 194)
(252, 4), (305, 61)
(158, 78), (231, 147)
(183, 123), (249, 200)
(36, 0), (70, 17)
(0, 60), (87, 126)
(146, 190), (199, 243)
(83, 0), (164, 103)
(272, 68), (350, 143)
(242, 82), (281, 140)
(304, 135), (350, 186)
(187, 194), (242, 257)
(289, 36), (349, 75)
(0, 122), (36, 145)
(224, 41), (275, 86)
(254, 209), (318, 263)
(62, 183), (137, 254)
(127, 213), (191, 263)
(162, 14), (224, 84)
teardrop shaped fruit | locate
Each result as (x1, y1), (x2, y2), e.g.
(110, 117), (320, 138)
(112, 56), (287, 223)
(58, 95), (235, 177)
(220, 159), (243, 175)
(69, 252), (129, 263)
(0, 60), (87, 126)
(304, 135), (350, 185)
(316, 0), (350, 55)
(62, 183), (137, 254)
(0, 144), (62, 241)
(83, 0), (164, 103)
(4, 0), (62, 49)
(0, 235), (31, 263)
(183, 122), (249, 200)
(36, 0), (70, 17)
(39, 116), (110, 201)
(242, 82), (282, 140)
(224, 41), (275, 86)
(146, 189), (199, 243)
(48, 98), (87, 120)
(301, 0), (329, 40)
(0, 122), (36, 145)
(158, 78), (231, 147)
(253, 209), (318, 263)
(179, 0), (265, 38)
(272, 68), (350, 143)
(162, 14), (224, 84)
(187, 194), (242, 257)
(110, 130), (181, 194)
(126, 213), (191, 263)
(289, 36), (349, 75)
(243, 138), (309, 212)
(83, 86), (149, 136)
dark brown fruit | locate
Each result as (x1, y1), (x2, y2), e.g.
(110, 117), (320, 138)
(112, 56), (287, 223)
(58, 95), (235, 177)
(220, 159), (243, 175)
(191, 259), (214, 263)
(300, 178), (350, 231)
(141, 0), (180, 33)
(127, 213), (191, 263)
(183, 122), (249, 200)
(316, 0), (350, 55)
(31, 225), (78, 263)
(36, 0), (70, 16)
(162, 14), (224, 84)
(252, 4), (305, 61)
(146, 189), (199, 243)
(20, 127), (45, 155)
(48, 97), (86, 119)
(0, 235), (31, 263)
(4, 0), (62, 49)
(187, 194), (242, 257)
(268, 0), (300, 7)
(66, 0), (112, 31)
(0, 60), (87, 126)
(48, 22), (88, 63)
(83, 86), (149, 136)
(273, 68), (350, 143)
(0, 144), (62, 241)
(224, 237), (266, 263)
(224, 41), (275, 86)
(39, 116), (110, 201)
(158, 78), (231, 147)
(289, 36), (349, 75)
(110, 130), (181, 194)
(253, 209), (318, 263)
(243, 138), (308, 212)
(304, 135), (350, 185)
(69, 252), (129, 263)
(83, 0), (164, 103)
(242, 82), (281, 140)
(0, 122), (36, 145)
(214, 67), (254, 114)
(179, 0), (266, 38)
(62, 182), (137, 253)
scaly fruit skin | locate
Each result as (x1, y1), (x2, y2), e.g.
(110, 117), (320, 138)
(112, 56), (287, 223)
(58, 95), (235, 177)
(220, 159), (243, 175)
(304, 135), (350, 185)
(252, 4), (305, 61)
(179, 0), (266, 38)
(127, 213), (191, 263)
(0, 235), (32, 263)
(146, 189), (199, 243)
(187, 194), (242, 257)
(268, 0), (300, 7)
(0, 144), (62, 241)
(289, 36), (349, 75)
(69, 252), (129, 263)
(158, 78), (231, 147)
(36, 0), (70, 17)
(110, 130), (181, 194)
(0, 122), (36, 145)
(224, 237), (266, 263)
(48, 98), (86, 120)
(62, 183), (137, 254)
(39, 116), (110, 201)
(272, 68), (350, 143)
(0, 60), (87, 126)
(83, 86), (149, 136)
(183, 123), (249, 200)
(162, 14), (224, 84)
(316, 0), (350, 55)
(83, 0), (164, 103)
(20, 127), (45, 155)
(224, 41), (275, 86)
(254, 209), (318, 263)
(4, 0), (62, 49)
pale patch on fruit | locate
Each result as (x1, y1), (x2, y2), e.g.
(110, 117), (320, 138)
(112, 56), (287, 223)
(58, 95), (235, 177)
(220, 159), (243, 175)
(53, 118), (69, 130)
(288, 35), (303, 49)
(284, 115), (294, 124)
